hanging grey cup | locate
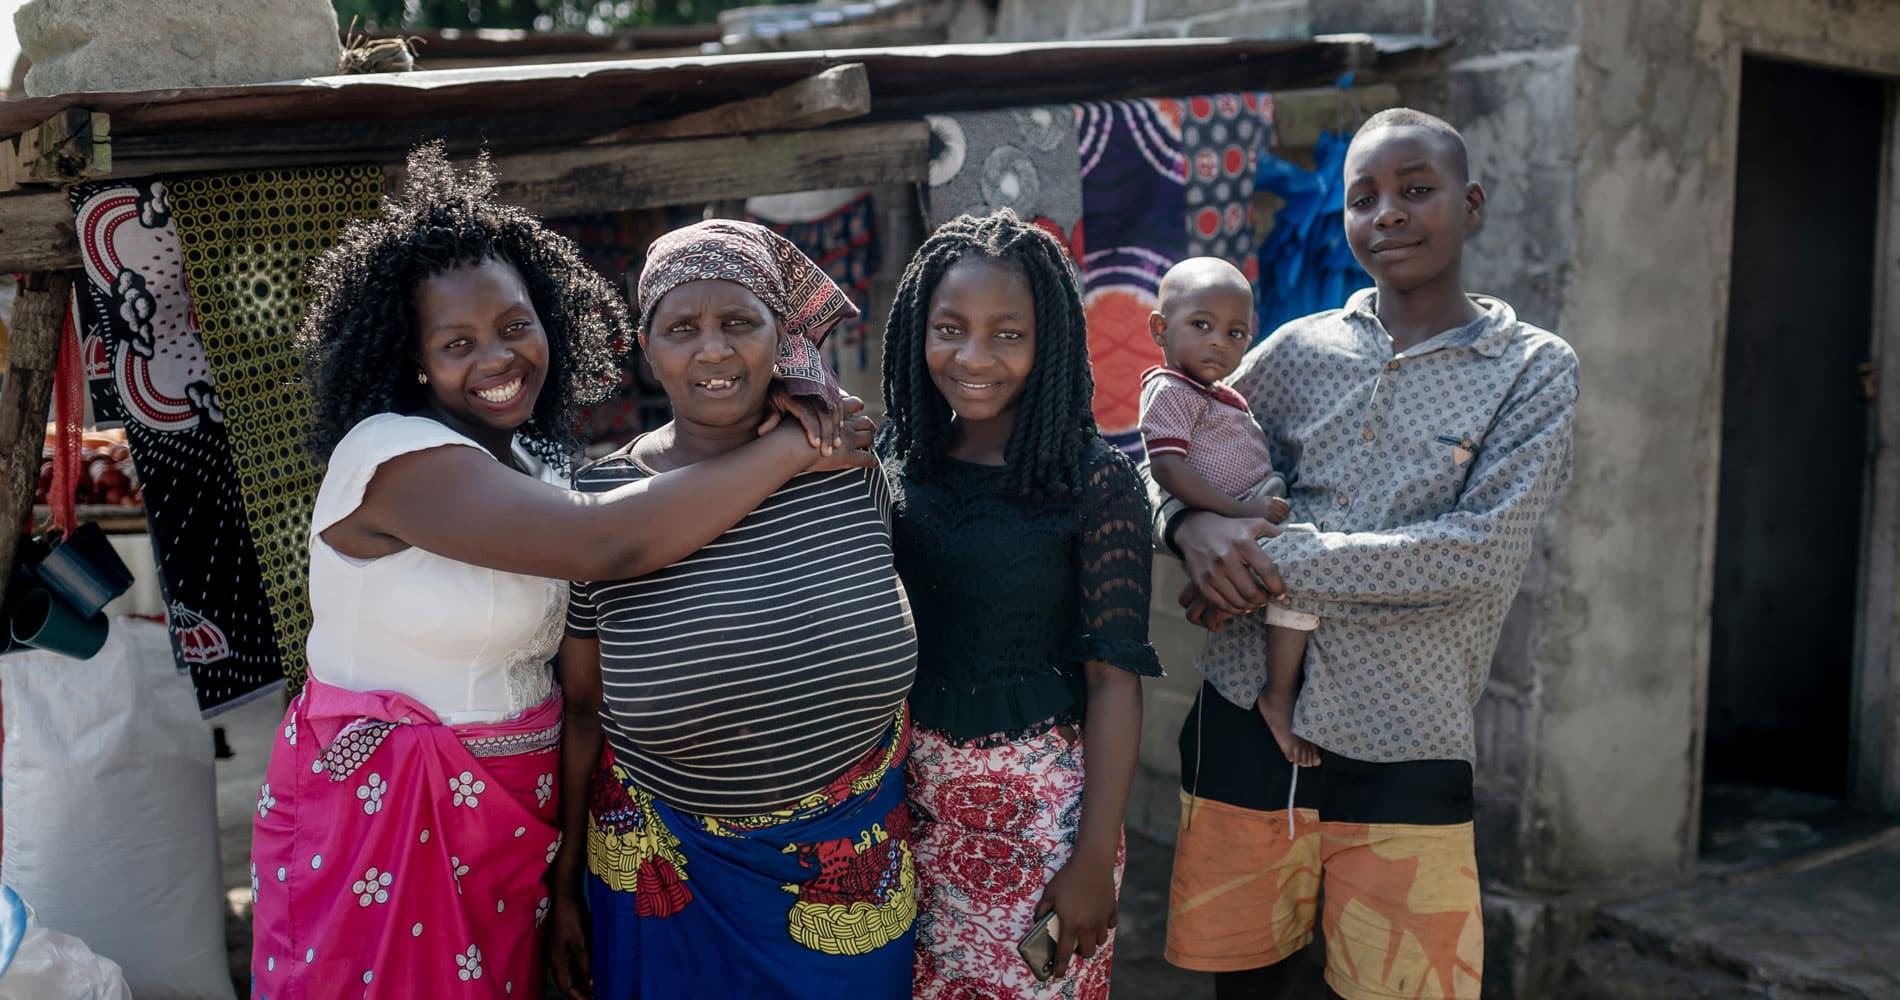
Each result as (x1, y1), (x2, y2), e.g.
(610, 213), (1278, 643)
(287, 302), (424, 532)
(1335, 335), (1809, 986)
(32, 522), (133, 620)
(9, 586), (108, 661)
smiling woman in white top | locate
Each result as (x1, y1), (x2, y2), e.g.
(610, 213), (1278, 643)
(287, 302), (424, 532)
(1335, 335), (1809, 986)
(248, 144), (874, 1000)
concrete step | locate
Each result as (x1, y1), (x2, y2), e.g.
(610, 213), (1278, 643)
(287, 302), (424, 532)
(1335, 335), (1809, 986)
(1564, 936), (1839, 1000)
(1566, 845), (1900, 999)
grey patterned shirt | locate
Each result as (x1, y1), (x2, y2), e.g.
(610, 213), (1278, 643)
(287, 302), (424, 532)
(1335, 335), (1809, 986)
(1144, 288), (1579, 763)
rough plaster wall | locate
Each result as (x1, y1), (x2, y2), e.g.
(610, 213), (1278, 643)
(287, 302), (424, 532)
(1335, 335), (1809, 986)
(1445, 51), (1577, 329)
(1449, 45), (1581, 891)
(15, 0), (343, 94)
(1534, 0), (1900, 891)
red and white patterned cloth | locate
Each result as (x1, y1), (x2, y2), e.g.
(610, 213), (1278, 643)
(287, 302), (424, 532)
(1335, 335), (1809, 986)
(908, 724), (1125, 1000)
(1137, 365), (1279, 498)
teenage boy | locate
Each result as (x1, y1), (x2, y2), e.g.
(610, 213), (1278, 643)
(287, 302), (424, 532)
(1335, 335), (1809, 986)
(1148, 109), (1579, 1000)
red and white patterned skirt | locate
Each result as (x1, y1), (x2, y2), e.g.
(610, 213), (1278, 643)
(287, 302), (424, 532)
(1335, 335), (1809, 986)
(908, 723), (1124, 1000)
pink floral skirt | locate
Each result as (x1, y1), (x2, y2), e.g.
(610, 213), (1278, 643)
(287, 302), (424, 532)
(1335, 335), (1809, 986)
(908, 724), (1124, 1000)
(249, 679), (561, 999)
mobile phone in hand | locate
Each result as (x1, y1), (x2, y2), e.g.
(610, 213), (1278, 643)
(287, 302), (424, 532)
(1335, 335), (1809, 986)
(1017, 910), (1063, 983)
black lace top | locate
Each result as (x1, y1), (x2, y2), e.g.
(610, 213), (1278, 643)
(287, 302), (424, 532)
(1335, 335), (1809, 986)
(886, 436), (1162, 740)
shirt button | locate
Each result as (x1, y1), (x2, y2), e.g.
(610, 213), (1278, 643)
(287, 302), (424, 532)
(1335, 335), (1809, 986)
(1386, 360), (1400, 371)
(1336, 494), (1349, 506)
(1362, 428), (1375, 441)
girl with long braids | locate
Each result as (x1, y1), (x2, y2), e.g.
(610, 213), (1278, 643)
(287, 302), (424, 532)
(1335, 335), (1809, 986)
(880, 210), (1159, 999)
(249, 143), (873, 998)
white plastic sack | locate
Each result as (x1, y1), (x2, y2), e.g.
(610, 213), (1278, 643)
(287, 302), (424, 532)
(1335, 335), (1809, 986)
(0, 888), (132, 1000)
(1, 620), (235, 1000)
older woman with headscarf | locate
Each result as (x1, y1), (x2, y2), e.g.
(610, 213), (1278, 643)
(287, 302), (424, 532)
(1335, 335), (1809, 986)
(545, 220), (919, 1000)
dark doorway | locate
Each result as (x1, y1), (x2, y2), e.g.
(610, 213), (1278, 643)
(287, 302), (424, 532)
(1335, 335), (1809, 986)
(1705, 55), (1885, 848)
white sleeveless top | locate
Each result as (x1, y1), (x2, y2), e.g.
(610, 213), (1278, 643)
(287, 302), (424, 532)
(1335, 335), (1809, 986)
(305, 413), (569, 724)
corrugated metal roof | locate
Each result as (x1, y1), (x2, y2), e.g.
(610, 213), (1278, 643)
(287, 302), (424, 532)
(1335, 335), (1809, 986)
(0, 38), (1374, 150)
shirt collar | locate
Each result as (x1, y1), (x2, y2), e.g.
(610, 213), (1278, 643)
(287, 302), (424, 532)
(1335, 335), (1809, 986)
(1345, 288), (1517, 358)
(1142, 365), (1252, 412)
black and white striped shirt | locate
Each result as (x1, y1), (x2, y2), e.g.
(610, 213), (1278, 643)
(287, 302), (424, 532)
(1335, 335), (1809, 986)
(567, 456), (916, 817)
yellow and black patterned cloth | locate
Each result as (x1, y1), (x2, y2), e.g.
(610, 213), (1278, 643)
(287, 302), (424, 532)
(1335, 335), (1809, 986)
(170, 166), (384, 691)
(582, 707), (917, 995)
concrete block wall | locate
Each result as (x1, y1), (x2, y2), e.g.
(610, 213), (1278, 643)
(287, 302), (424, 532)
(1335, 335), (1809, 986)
(991, 0), (1311, 42)
(1540, 0), (1900, 891)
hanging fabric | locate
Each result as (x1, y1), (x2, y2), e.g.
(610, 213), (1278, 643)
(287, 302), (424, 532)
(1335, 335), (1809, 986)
(67, 178), (282, 713)
(169, 165), (384, 695)
(48, 305), (84, 538)
(922, 106), (1084, 252)
(1253, 130), (1373, 338)
(1074, 93), (1274, 456)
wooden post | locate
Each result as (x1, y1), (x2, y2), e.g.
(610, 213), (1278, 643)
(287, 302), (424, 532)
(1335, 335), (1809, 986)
(4, 109), (111, 192)
(851, 183), (925, 422)
(0, 272), (68, 612)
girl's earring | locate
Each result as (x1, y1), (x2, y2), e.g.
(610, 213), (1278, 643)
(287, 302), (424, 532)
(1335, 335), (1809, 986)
(417, 371), (429, 384)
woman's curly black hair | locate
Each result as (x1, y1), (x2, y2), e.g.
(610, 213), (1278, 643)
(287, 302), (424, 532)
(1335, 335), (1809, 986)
(879, 209), (1097, 498)
(298, 141), (625, 467)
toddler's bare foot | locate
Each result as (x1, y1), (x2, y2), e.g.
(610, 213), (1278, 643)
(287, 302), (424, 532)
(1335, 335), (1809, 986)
(1255, 690), (1320, 767)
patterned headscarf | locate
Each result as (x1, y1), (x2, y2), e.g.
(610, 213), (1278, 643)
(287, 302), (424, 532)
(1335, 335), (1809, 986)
(636, 219), (856, 414)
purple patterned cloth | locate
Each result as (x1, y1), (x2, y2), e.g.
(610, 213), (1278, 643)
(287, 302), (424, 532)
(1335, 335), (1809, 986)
(1075, 94), (1272, 454)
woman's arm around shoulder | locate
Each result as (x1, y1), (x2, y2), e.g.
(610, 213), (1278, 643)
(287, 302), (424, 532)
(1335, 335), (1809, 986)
(329, 418), (869, 582)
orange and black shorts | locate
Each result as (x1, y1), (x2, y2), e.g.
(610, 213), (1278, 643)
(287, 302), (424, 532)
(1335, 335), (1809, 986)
(1164, 683), (1483, 1000)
